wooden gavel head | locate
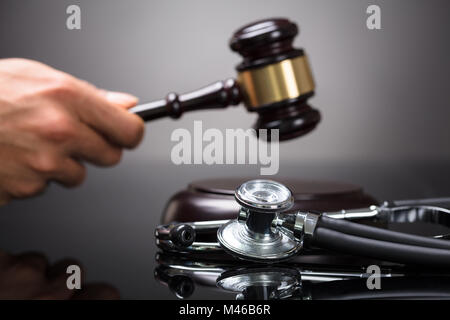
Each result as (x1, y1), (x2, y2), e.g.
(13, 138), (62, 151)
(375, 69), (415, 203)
(230, 18), (320, 140)
(131, 18), (320, 141)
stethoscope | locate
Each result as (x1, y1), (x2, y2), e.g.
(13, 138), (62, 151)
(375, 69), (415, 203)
(155, 180), (450, 267)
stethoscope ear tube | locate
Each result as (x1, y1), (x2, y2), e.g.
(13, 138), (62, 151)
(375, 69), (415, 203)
(311, 216), (450, 267)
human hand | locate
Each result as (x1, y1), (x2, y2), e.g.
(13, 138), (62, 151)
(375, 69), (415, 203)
(0, 250), (119, 299)
(0, 58), (145, 205)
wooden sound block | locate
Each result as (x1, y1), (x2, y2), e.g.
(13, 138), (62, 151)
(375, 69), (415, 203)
(161, 178), (378, 224)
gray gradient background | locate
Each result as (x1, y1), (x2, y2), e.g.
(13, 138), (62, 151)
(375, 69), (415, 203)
(0, 0), (449, 299)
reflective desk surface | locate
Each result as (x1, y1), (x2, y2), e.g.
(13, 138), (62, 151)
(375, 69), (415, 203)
(0, 161), (449, 299)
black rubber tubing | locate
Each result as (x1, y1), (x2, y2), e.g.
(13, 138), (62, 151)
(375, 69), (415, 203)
(318, 215), (450, 250)
(311, 227), (450, 267)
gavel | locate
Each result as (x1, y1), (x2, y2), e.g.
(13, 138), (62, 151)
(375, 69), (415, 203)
(129, 18), (320, 141)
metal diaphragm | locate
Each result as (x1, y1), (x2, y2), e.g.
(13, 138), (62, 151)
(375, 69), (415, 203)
(234, 180), (294, 213)
(218, 180), (301, 262)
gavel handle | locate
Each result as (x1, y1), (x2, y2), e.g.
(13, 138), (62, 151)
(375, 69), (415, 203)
(129, 78), (242, 121)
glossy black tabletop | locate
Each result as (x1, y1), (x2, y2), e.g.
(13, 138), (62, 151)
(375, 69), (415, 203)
(1, 161), (449, 299)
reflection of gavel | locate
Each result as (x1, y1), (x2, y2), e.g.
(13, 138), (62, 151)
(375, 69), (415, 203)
(130, 18), (320, 141)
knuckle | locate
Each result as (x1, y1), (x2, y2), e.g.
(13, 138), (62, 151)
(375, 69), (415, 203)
(31, 153), (61, 174)
(10, 180), (46, 198)
(124, 118), (145, 148)
(75, 166), (87, 185)
(44, 74), (77, 99)
(39, 109), (76, 142)
(69, 165), (87, 187)
(2, 58), (41, 70)
(103, 148), (122, 166)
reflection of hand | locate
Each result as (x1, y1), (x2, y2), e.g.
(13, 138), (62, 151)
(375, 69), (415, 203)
(0, 250), (119, 299)
(0, 58), (145, 205)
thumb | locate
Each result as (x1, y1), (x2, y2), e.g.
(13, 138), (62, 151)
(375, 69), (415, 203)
(104, 91), (139, 109)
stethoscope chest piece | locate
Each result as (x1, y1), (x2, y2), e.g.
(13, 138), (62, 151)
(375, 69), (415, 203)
(217, 180), (302, 262)
(217, 267), (301, 300)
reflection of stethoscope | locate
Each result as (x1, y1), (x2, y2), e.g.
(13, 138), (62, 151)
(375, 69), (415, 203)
(155, 180), (450, 266)
(154, 253), (450, 300)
